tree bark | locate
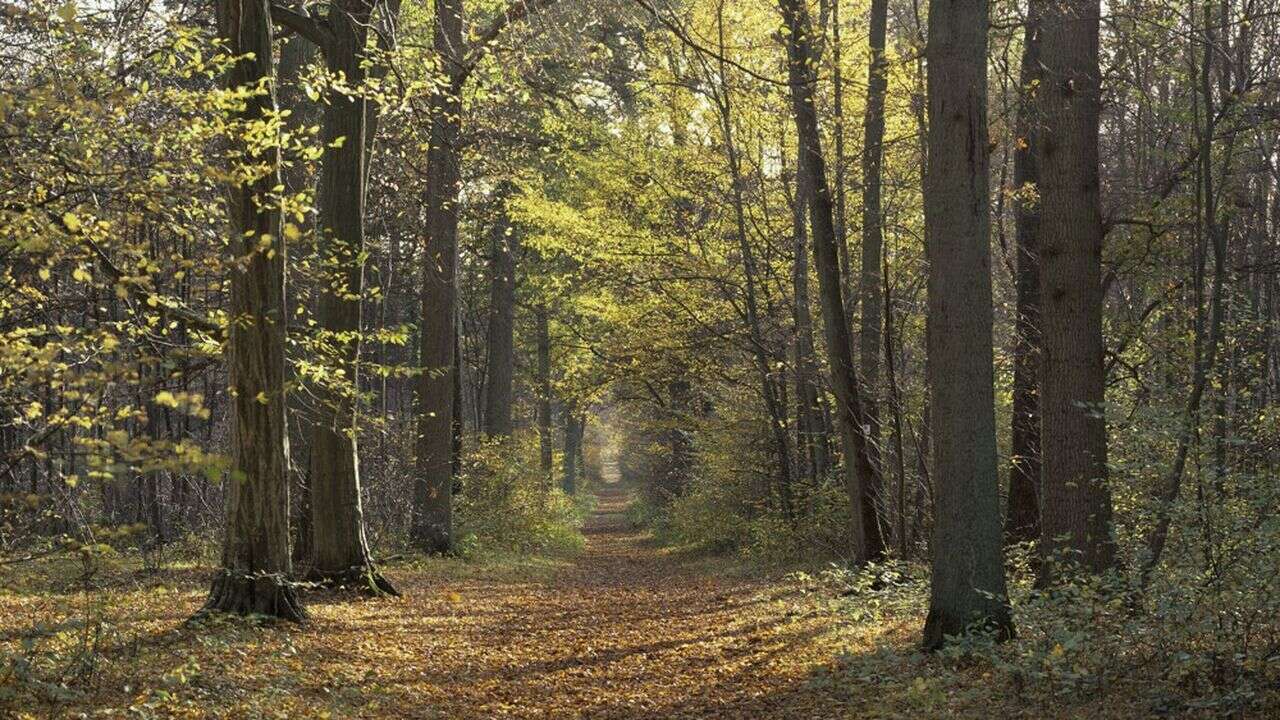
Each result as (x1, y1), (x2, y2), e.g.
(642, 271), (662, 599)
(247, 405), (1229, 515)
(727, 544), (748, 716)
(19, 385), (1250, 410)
(1006, 4), (1043, 544)
(920, 0), (1012, 649)
(857, 0), (889, 487)
(412, 0), (464, 553)
(201, 0), (305, 623)
(790, 159), (829, 487)
(483, 190), (518, 437)
(778, 0), (885, 564)
(305, 0), (397, 595)
(1036, 0), (1117, 580)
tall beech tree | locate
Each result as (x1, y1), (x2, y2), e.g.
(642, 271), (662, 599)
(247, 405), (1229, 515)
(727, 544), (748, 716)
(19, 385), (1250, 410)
(920, 0), (1012, 649)
(482, 192), (518, 438)
(857, 0), (889, 492)
(270, 0), (398, 594)
(201, 0), (305, 622)
(1036, 0), (1117, 578)
(778, 0), (885, 564)
(413, 0), (557, 552)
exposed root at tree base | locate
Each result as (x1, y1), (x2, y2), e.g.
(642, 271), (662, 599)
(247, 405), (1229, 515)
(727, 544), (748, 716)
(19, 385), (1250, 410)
(306, 564), (401, 597)
(195, 572), (308, 624)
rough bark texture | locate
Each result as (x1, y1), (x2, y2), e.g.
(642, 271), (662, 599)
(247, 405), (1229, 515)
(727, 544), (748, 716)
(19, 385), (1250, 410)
(306, 0), (396, 595)
(483, 194), (517, 437)
(412, 0), (464, 553)
(201, 0), (304, 623)
(778, 0), (885, 564)
(1036, 0), (1117, 579)
(920, 0), (1012, 649)
(1006, 4), (1043, 544)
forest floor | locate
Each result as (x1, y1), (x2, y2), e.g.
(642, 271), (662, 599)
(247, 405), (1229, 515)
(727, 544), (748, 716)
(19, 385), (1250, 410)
(5, 472), (1273, 718)
(3, 475), (883, 719)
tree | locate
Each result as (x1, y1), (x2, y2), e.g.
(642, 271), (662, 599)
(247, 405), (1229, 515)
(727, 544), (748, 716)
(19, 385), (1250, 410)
(920, 0), (1012, 649)
(1036, 0), (1117, 579)
(857, 0), (889, 507)
(777, 0), (885, 564)
(1006, 1), (1043, 544)
(483, 190), (519, 437)
(201, 0), (305, 622)
(413, 0), (557, 552)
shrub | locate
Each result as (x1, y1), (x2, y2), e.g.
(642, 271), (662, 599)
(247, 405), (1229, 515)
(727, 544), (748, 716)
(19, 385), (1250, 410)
(453, 433), (586, 558)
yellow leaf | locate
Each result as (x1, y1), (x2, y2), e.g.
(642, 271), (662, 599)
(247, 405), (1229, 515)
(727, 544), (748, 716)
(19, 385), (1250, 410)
(154, 391), (179, 408)
(62, 212), (82, 233)
(72, 266), (91, 282)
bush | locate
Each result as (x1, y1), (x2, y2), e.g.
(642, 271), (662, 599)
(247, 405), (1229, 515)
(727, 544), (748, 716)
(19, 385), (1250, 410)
(453, 433), (587, 558)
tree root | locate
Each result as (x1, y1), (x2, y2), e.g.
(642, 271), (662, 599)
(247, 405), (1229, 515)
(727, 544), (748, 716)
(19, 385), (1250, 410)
(307, 564), (401, 597)
(195, 570), (308, 623)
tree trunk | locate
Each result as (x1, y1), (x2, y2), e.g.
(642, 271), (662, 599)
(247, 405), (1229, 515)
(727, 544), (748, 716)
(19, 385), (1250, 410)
(276, 24), (318, 569)
(483, 191), (518, 437)
(920, 0), (1012, 649)
(790, 159), (829, 487)
(306, 0), (396, 595)
(778, 0), (885, 564)
(412, 0), (464, 553)
(857, 0), (889, 484)
(536, 307), (553, 481)
(1142, 0), (1230, 581)
(201, 0), (304, 623)
(1005, 4), (1043, 544)
(1036, 0), (1117, 580)
(562, 412), (582, 495)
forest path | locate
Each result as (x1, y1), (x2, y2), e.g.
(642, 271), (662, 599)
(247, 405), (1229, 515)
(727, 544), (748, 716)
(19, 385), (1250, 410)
(346, 465), (852, 719)
(20, 460), (860, 718)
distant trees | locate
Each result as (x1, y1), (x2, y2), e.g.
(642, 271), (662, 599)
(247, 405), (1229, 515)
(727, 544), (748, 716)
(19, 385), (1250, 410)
(778, 0), (886, 565)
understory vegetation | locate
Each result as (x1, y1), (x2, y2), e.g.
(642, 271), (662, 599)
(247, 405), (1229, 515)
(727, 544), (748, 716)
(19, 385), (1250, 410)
(4, 0), (1280, 716)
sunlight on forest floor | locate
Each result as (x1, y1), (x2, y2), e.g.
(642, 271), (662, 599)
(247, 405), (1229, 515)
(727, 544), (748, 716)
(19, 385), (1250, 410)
(2, 484), (1274, 719)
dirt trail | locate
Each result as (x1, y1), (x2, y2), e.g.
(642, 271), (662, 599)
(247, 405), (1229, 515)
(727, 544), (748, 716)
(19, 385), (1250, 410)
(349, 462), (849, 719)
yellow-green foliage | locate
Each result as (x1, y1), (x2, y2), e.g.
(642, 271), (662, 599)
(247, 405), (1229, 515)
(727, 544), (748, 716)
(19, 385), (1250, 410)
(453, 433), (586, 558)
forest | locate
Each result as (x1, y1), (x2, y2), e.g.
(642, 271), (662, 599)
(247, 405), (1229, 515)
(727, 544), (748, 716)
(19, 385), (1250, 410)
(1, 0), (1278, 716)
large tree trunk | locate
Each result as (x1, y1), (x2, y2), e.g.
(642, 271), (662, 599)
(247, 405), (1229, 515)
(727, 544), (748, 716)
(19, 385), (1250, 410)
(778, 0), (885, 564)
(1036, 0), (1117, 580)
(482, 191), (518, 437)
(276, 21), (318, 569)
(306, 0), (396, 595)
(920, 0), (1012, 650)
(201, 0), (304, 623)
(1005, 4), (1043, 544)
(412, 0), (464, 553)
